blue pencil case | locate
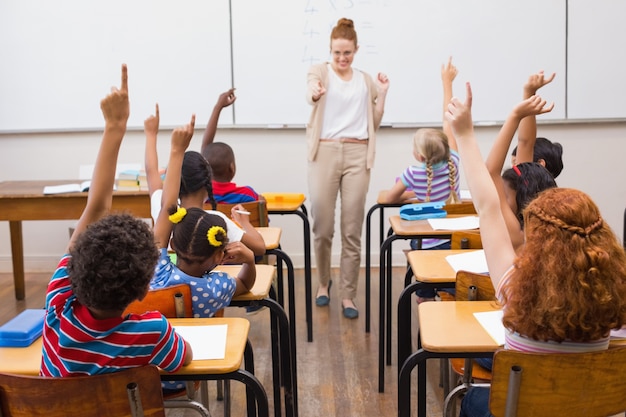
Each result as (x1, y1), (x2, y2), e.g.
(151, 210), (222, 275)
(399, 202), (447, 221)
(0, 309), (45, 347)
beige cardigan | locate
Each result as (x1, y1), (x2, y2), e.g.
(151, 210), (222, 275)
(305, 63), (384, 170)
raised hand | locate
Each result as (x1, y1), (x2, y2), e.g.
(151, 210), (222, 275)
(216, 88), (237, 109)
(512, 95), (555, 120)
(441, 56), (458, 85)
(171, 114), (196, 153)
(523, 70), (556, 98)
(100, 64), (129, 129)
(445, 82), (474, 138)
(144, 103), (160, 136)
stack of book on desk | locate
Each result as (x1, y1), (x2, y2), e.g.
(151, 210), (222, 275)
(117, 169), (143, 191)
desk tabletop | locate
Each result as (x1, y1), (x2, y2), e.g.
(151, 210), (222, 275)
(168, 317), (250, 375)
(389, 214), (477, 236)
(262, 192), (306, 212)
(256, 227), (282, 250)
(418, 301), (502, 353)
(0, 317), (250, 377)
(0, 180), (148, 197)
(407, 249), (479, 283)
(215, 264), (276, 301)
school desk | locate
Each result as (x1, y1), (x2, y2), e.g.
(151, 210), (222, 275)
(397, 249), (480, 369)
(377, 214), (478, 392)
(0, 317), (269, 417)
(398, 301), (500, 417)
(262, 192), (313, 343)
(218, 264), (298, 417)
(0, 180), (151, 300)
(364, 191), (404, 333)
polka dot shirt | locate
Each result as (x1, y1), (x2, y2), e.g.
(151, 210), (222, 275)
(151, 249), (236, 318)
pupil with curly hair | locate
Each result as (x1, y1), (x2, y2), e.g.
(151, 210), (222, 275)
(41, 65), (193, 378)
(446, 82), (626, 417)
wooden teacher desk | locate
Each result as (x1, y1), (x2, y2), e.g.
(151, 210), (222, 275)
(0, 180), (151, 300)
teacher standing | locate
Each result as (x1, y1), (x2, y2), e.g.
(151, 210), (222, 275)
(306, 18), (389, 319)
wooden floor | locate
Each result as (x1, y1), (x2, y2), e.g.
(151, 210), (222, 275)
(0, 266), (447, 417)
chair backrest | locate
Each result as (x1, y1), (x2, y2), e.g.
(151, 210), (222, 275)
(454, 270), (496, 301)
(209, 200), (268, 227)
(124, 284), (193, 319)
(490, 347), (626, 417)
(0, 365), (165, 417)
(450, 230), (483, 250)
(445, 201), (477, 215)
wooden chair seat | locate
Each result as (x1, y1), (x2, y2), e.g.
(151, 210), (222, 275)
(0, 365), (165, 417)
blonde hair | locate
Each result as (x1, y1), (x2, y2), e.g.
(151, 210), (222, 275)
(413, 128), (461, 204)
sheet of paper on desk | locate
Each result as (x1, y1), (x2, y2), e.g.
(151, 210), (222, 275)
(473, 310), (505, 346)
(173, 324), (227, 360)
(446, 250), (488, 274)
(610, 326), (626, 339)
(43, 181), (91, 194)
(427, 216), (479, 230)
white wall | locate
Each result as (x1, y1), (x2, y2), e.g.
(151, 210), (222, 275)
(1, 121), (625, 273)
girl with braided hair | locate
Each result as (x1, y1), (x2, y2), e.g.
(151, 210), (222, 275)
(381, 58), (461, 302)
(446, 82), (626, 417)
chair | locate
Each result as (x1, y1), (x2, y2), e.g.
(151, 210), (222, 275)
(124, 285), (212, 417)
(489, 347), (626, 417)
(0, 365), (166, 417)
(445, 200), (477, 215)
(211, 200), (269, 227)
(443, 271), (496, 417)
(450, 230), (482, 250)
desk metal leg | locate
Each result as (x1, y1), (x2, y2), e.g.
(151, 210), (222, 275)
(266, 248), (299, 417)
(365, 203), (384, 333)
(231, 295), (296, 417)
(268, 209), (312, 343)
(9, 221), (25, 300)
(378, 234), (398, 393)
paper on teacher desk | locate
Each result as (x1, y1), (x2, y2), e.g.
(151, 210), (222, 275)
(473, 310), (505, 346)
(427, 216), (479, 230)
(173, 324), (228, 360)
(446, 250), (489, 274)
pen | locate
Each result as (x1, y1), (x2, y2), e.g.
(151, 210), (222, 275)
(235, 209), (251, 215)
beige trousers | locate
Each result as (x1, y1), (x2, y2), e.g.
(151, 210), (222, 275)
(308, 141), (370, 300)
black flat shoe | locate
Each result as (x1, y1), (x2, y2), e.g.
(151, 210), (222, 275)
(315, 280), (332, 307)
(342, 301), (359, 319)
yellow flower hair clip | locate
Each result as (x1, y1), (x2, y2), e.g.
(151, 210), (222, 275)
(207, 225), (226, 247)
(168, 207), (187, 224)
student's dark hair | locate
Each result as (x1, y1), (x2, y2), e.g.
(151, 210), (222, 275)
(203, 142), (235, 182)
(181, 151), (217, 210)
(169, 207), (228, 264)
(502, 162), (557, 227)
(68, 213), (158, 311)
(511, 137), (564, 178)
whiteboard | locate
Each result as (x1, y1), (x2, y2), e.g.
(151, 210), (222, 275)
(231, 0), (566, 126)
(567, 0), (626, 119)
(0, 0), (233, 131)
